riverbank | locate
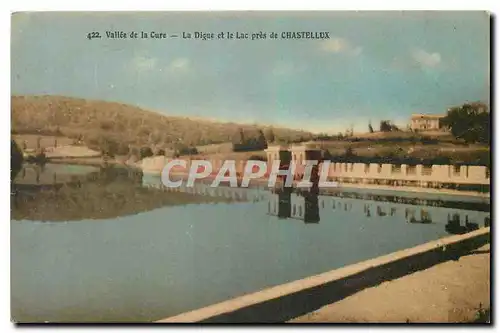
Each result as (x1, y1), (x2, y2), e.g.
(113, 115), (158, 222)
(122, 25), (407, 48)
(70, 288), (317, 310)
(290, 243), (490, 323)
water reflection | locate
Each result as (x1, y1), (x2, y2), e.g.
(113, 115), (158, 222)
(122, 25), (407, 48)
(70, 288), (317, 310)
(11, 164), (248, 222)
(10, 164), (491, 322)
(11, 163), (490, 236)
(324, 190), (489, 211)
(266, 186), (489, 234)
(405, 208), (433, 224)
(267, 188), (320, 224)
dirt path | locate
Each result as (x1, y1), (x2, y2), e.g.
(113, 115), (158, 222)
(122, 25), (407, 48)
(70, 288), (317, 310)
(290, 244), (490, 323)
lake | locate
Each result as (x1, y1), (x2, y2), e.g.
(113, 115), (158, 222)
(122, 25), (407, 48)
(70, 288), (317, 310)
(11, 164), (490, 322)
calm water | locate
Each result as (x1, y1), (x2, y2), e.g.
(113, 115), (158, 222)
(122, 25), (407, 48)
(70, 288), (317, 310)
(11, 164), (490, 322)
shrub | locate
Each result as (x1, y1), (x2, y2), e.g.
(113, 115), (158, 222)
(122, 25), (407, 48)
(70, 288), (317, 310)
(115, 142), (131, 156)
(139, 146), (154, 159)
(345, 146), (355, 157)
(98, 137), (119, 158)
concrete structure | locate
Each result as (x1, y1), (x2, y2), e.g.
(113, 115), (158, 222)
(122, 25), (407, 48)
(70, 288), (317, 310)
(265, 142), (322, 169)
(158, 227), (490, 323)
(289, 142), (322, 165)
(321, 162), (489, 189)
(265, 144), (490, 191)
(265, 143), (322, 182)
(264, 144), (291, 168)
(410, 114), (445, 131)
(140, 145), (490, 192)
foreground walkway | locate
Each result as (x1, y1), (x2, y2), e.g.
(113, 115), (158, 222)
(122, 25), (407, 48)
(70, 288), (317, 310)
(290, 244), (490, 323)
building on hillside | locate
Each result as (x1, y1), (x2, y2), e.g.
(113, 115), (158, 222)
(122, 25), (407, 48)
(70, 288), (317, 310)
(410, 114), (446, 131)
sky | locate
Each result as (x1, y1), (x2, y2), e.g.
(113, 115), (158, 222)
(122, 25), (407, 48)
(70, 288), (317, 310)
(11, 11), (490, 134)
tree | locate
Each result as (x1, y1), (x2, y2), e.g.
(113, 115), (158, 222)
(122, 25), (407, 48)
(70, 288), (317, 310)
(257, 129), (267, 149)
(232, 128), (246, 144)
(379, 120), (400, 132)
(155, 147), (166, 156)
(98, 136), (119, 158)
(441, 102), (490, 144)
(139, 146), (154, 159)
(11, 140), (24, 181)
(264, 127), (275, 143)
(368, 121), (374, 133)
(380, 120), (393, 132)
(321, 149), (333, 161)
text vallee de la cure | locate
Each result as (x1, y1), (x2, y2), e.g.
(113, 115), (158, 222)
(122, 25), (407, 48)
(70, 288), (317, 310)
(89, 30), (331, 41)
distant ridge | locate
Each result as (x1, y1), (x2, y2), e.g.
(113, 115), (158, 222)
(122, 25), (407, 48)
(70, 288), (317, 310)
(11, 95), (313, 148)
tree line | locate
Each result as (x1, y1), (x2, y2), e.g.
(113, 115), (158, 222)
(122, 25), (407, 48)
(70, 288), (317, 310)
(441, 102), (490, 144)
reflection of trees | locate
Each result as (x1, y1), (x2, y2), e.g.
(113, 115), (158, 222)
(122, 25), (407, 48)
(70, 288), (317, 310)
(11, 166), (237, 222)
(373, 206), (396, 218)
(11, 140), (24, 181)
(343, 202), (353, 212)
(377, 206), (387, 217)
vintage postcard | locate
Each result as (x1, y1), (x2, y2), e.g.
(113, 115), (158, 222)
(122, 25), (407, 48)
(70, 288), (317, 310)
(10, 11), (490, 323)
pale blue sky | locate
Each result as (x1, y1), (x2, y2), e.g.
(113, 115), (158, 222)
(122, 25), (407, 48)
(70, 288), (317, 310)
(11, 11), (490, 133)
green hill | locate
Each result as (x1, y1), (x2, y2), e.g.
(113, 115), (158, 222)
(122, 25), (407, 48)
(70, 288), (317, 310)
(11, 95), (314, 151)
